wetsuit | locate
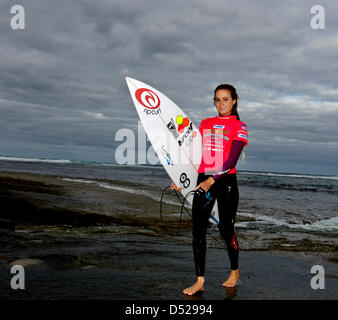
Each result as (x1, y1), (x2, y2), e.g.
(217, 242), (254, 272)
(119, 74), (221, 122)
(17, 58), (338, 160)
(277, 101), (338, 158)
(192, 115), (248, 276)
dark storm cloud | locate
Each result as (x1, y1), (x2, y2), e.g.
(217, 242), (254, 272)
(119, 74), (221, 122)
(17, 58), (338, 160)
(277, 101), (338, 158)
(0, 0), (337, 173)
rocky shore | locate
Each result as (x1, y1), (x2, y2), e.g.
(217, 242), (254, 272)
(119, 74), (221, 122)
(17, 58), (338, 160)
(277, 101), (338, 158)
(0, 172), (337, 300)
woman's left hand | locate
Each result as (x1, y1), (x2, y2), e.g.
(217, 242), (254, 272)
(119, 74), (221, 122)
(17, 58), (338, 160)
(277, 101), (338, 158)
(195, 177), (215, 193)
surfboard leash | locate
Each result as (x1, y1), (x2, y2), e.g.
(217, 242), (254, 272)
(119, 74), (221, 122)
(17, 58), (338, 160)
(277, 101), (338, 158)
(159, 186), (227, 250)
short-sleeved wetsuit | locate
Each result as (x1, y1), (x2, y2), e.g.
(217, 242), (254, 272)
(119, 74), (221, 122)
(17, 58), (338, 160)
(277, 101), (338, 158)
(192, 115), (248, 276)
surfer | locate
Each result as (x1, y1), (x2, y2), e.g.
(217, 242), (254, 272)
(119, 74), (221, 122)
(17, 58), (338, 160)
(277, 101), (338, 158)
(171, 84), (247, 295)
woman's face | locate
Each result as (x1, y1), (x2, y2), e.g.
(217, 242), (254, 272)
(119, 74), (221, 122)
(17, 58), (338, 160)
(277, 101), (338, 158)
(214, 89), (236, 117)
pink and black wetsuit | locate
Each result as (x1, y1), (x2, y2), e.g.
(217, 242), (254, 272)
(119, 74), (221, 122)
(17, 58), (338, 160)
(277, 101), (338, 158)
(192, 115), (248, 276)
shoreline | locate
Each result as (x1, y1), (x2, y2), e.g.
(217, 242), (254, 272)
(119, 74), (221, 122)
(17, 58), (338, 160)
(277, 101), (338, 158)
(0, 170), (337, 300)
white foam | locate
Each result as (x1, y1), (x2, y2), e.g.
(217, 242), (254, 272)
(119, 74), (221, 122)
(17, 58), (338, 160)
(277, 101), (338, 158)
(0, 156), (71, 164)
(237, 212), (289, 228)
(62, 178), (95, 184)
(289, 216), (338, 233)
(237, 212), (338, 233)
(240, 171), (338, 180)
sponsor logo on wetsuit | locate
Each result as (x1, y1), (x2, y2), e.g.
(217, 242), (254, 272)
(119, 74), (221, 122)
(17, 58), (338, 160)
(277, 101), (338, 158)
(204, 130), (230, 142)
(231, 233), (238, 250)
(238, 133), (247, 139)
(135, 88), (161, 115)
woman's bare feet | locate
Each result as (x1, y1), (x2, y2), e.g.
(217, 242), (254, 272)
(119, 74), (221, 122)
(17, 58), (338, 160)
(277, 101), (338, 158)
(222, 269), (240, 288)
(183, 277), (205, 296)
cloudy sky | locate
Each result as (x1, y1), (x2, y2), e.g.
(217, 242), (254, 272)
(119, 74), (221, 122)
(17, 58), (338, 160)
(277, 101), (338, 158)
(1, 0), (337, 175)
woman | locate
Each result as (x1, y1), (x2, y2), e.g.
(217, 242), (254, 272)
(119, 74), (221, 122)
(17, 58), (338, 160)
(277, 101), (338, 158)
(171, 84), (248, 296)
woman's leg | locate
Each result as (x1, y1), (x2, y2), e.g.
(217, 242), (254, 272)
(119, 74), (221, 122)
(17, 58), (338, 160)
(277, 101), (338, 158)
(215, 174), (240, 287)
(183, 174), (215, 295)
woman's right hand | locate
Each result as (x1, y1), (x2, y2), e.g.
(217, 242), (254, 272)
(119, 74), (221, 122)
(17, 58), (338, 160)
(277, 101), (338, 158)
(171, 182), (182, 192)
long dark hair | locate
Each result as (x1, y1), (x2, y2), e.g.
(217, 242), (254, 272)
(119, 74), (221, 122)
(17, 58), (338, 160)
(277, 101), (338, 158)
(214, 84), (240, 120)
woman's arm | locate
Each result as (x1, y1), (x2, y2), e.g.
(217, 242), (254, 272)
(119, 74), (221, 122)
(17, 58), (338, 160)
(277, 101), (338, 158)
(212, 140), (245, 181)
(194, 140), (245, 192)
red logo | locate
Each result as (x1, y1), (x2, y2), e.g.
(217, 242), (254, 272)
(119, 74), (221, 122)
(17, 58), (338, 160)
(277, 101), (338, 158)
(135, 88), (160, 110)
(231, 233), (238, 250)
(176, 115), (190, 133)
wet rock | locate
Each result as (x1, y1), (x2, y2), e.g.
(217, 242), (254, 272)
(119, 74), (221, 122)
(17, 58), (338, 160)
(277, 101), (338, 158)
(9, 258), (43, 267)
(0, 218), (15, 230)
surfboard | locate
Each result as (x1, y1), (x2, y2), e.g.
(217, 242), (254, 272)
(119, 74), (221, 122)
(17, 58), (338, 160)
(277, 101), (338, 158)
(125, 77), (219, 224)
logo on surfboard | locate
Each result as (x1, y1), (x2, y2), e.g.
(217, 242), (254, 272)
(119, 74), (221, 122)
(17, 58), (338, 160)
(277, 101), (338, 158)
(176, 115), (189, 133)
(135, 88), (161, 115)
(179, 172), (190, 188)
(166, 115), (195, 147)
(160, 145), (174, 166)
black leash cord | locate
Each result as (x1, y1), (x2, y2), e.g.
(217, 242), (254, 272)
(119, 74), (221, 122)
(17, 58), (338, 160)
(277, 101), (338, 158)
(160, 186), (226, 250)
(159, 186), (192, 236)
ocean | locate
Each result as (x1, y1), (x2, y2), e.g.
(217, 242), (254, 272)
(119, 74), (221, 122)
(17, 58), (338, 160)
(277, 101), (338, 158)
(0, 156), (337, 254)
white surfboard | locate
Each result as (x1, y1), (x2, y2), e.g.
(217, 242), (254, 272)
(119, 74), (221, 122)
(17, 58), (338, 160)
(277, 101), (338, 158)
(125, 77), (219, 224)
